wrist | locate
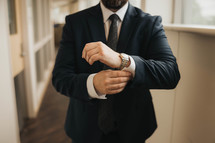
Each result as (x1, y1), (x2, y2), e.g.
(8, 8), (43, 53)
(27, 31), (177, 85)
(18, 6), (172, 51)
(127, 58), (131, 67)
(115, 53), (122, 68)
(93, 74), (98, 92)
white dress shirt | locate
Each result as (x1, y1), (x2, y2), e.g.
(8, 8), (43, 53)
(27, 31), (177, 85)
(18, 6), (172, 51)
(86, 1), (136, 99)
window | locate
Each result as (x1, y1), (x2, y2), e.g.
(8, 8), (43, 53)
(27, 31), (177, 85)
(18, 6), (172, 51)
(32, 0), (51, 43)
(175, 0), (215, 26)
(7, 0), (17, 34)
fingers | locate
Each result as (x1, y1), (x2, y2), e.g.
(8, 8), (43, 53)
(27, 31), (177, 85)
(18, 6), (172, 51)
(109, 76), (131, 84)
(86, 48), (100, 63)
(103, 70), (132, 84)
(109, 70), (132, 78)
(104, 76), (131, 94)
(107, 87), (124, 95)
(88, 53), (100, 65)
(107, 82), (127, 90)
(83, 42), (121, 68)
(94, 70), (132, 95)
(82, 42), (102, 59)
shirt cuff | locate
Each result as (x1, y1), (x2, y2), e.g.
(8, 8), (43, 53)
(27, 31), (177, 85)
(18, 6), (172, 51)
(87, 74), (107, 99)
(122, 55), (136, 77)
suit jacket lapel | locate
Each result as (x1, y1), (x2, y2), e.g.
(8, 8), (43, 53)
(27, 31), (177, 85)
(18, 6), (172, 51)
(117, 3), (138, 53)
(87, 4), (106, 72)
(87, 4), (107, 44)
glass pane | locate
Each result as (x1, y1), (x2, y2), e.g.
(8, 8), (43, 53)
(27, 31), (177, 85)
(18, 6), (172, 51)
(32, 0), (39, 43)
(43, 43), (49, 70)
(183, 0), (215, 25)
(46, 0), (50, 35)
(7, 0), (17, 35)
(41, 0), (46, 38)
(35, 50), (42, 83)
(35, 48), (45, 83)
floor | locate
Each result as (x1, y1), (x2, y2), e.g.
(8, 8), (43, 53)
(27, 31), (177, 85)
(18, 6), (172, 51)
(20, 82), (72, 143)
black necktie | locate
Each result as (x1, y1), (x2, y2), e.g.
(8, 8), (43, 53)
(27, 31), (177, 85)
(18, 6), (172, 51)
(98, 14), (119, 134)
(107, 14), (119, 51)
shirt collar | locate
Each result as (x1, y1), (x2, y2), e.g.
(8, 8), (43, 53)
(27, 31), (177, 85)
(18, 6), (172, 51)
(100, 1), (128, 23)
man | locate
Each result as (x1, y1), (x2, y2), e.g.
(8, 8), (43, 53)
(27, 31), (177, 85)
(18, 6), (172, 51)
(52, 0), (180, 143)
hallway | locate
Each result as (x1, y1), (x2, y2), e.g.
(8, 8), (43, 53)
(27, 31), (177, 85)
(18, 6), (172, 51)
(20, 82), (71, 143)
(1, 0), (215, 143)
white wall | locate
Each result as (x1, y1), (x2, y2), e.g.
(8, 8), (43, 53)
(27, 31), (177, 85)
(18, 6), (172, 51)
(87, 0), (99, 7)
(0, 0), (20, 143)
(145, 0), (173, 24)
(130, 0), (141, 8)
(171, 32), (215, 143)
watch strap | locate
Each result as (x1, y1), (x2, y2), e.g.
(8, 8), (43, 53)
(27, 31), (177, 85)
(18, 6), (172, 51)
(119, 53), (130, 70)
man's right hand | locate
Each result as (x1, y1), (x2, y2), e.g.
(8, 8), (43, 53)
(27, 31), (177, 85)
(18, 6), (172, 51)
(93, 70), (132, 95)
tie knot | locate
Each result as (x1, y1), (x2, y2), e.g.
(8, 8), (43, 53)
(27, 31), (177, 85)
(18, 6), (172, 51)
(109, 14), (119, 22)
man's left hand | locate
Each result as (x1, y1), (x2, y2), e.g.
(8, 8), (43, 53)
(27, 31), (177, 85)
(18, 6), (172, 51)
(82, 41), (121, 68)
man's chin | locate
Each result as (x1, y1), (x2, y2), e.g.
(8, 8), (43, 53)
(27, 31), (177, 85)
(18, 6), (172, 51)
(101, 0), (128, 10)
(106, 6), (122, 10)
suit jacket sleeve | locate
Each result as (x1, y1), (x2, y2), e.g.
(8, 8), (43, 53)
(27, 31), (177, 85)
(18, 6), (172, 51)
(130, 16), (180, 89)
(52, 16), (90, 102)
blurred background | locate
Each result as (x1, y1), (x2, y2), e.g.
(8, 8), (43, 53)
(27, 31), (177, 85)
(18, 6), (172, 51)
(0, 0), (215, 143)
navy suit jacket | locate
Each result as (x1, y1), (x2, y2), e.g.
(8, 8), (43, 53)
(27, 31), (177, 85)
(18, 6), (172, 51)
(52, 3), (180, 143)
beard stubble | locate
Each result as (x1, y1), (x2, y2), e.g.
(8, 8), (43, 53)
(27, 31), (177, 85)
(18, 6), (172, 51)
(101, 0), (128, 10)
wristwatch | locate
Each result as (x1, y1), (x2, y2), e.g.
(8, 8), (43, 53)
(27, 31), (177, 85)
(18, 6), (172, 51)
(119, 53), (131, 70)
